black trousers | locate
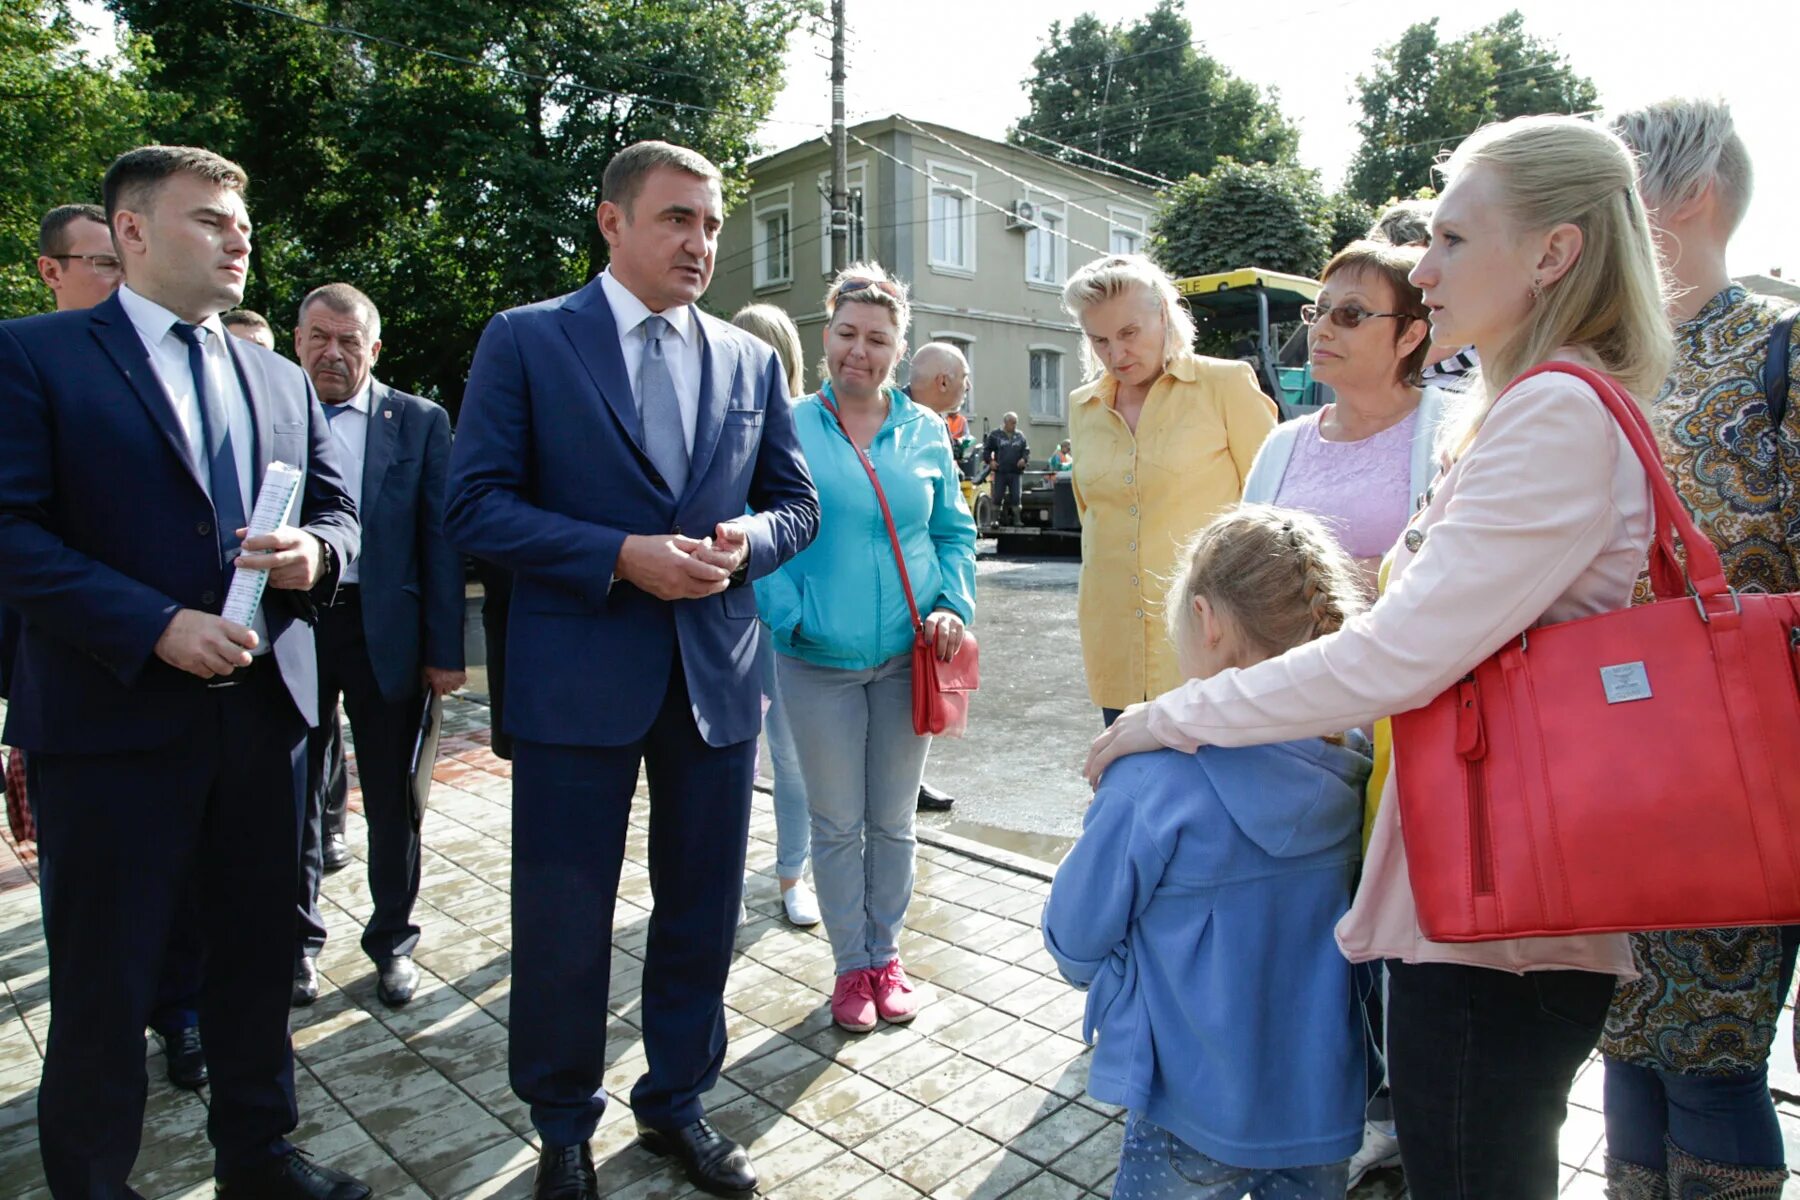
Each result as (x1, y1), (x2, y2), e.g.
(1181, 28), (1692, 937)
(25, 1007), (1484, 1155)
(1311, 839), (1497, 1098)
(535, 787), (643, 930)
(509, 654), (754, 1148)
(474, 559), (512, 761)
(1387, 959), (1616, 1199)
(34, 658), (304, 1196)
(298, 593), (423, 965)
(315, 705), (348, 841)
(994, 470), (1024, 519)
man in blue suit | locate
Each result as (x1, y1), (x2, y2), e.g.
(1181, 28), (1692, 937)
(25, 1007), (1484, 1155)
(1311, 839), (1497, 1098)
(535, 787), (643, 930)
(446, 141), (818, 1200)
(291, 283), (464, 1011)
(0, 146), (368, 1200)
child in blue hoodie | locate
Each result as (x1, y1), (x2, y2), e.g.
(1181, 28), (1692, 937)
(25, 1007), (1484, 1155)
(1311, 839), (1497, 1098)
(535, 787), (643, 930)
(1043, 505), (1372, 1199)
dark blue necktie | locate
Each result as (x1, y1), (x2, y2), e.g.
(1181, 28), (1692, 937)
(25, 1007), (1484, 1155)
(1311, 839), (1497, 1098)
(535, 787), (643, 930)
(170, 322), (248, 566)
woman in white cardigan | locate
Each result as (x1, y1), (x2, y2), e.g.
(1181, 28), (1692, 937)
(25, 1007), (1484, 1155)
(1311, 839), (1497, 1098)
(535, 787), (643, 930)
(1086, 115), (1673, 1199)
(1241, 240), (1455, 594)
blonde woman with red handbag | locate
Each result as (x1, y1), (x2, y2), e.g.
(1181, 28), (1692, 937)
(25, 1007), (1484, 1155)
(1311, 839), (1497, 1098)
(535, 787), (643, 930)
(1086, 115), (1674, 1198)
(754, 264), (977, 1035)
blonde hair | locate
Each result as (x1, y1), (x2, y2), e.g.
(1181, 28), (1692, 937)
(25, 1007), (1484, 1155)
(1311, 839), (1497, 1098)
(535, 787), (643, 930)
(1167, 505), (1366, 666)
(1610, 98), (1753, 233)
(1062, 254), (1197, 382)
(822, 261), (911, 390)
(731, 303), (804, 397)
(1439, 115), (1672, 457)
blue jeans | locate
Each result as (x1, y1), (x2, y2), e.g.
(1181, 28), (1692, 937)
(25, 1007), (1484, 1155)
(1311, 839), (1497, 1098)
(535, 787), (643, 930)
(756, 636), (809, 879)
(1603, 1061), (1786, 1171)
(776, 651), (929, 974)
(1114, 1114), (1349, 1200)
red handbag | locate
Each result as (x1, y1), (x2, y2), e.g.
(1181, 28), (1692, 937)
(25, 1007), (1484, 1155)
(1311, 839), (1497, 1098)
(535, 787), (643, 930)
(1393, 362), (1800, 942)
(824, 398), (979, 737)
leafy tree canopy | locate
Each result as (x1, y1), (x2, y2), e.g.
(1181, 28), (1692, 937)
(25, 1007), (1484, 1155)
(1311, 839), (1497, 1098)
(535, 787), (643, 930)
(1011, 0), (1297, 183)
(1150, 160), (1329, 280)
(98, 0), (811, 410)
(1347, 10), (1598, 207)
(0, 1), (172, 315)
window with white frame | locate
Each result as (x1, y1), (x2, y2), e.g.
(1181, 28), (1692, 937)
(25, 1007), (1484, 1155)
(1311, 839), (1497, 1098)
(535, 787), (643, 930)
(928, 163), (976, 272)
(1029, 348), (1066, 423)
(1109, 206), (1149, 256)
(752, 188), (792, 289)
(818, 162), (868, 270)
(1025, 193), (1067, 286)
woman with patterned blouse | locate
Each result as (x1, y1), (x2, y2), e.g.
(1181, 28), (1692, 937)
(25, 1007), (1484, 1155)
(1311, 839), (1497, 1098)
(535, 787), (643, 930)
(1604, 99), (1799, 1200)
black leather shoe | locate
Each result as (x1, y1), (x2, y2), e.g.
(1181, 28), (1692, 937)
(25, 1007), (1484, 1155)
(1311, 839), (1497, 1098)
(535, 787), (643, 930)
(636, 1119), (756, 1198)
(917, 780), (956, 812)
(163, 1025), (207, 1089)
(376, 955), (418, 1008)
(531, 1141), (597, 1200)
(291, 958), (319, 1008)
(215, 1150), (371, 1200)
(321, 834), (351, 874)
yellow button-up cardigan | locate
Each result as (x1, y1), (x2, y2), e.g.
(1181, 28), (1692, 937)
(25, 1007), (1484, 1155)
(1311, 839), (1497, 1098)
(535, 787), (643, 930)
(1069, 351), (1276, 710)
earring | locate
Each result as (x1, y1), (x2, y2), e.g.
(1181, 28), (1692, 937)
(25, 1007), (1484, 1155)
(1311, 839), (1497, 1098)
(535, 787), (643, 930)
(1530, 277), (1545, 303)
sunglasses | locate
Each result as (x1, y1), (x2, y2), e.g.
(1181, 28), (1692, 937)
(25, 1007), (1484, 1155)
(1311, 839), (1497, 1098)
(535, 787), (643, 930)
(834, 277), (902, 302)
(1300, 301), (1415, 330)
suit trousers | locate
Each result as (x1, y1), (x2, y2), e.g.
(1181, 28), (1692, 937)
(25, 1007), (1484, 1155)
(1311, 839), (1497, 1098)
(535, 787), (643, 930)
(299, 593), (423, 965)
(315, 706), (348, 841)
(509, 651), (755, 1148)
(33, 658), (303, 1198)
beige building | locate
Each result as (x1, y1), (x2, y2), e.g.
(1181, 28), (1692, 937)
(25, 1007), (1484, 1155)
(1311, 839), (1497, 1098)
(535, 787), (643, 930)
(707, 114), (1163, 457)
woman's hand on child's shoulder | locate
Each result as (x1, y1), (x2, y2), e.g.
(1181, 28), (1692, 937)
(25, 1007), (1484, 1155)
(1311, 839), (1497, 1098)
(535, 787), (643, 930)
(1085, 703), (1161, 790)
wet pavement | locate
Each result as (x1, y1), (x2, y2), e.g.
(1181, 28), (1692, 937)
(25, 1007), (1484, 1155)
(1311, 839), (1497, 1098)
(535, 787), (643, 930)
(0, 693), (1793, 1198)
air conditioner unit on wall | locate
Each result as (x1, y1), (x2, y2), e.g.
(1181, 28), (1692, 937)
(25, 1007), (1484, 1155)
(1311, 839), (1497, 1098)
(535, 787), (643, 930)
(1005, 199), (1038, 230)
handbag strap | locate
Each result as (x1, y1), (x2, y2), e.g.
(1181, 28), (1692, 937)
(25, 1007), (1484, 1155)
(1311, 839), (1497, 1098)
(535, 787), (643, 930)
(820, 390), (926, 637)
(1763, 307), (1796, 431)
(1507, 362), (1729, 603)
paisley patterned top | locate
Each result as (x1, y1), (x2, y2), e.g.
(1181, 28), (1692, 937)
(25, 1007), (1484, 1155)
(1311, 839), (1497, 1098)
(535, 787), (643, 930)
(1601, 285), (1800, 1075)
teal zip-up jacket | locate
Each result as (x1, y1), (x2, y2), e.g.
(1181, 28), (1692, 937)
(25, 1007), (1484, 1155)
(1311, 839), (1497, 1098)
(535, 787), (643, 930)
(755, 384), (977, 670)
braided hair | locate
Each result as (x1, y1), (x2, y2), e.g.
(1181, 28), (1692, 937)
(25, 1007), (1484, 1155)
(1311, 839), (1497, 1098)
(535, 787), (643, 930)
(1167, 505), (1366, 665)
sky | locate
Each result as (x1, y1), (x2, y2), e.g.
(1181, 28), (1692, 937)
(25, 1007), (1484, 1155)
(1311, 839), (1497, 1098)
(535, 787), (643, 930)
(760, 0), (1795, 278)
(69, 0), (1793, 276)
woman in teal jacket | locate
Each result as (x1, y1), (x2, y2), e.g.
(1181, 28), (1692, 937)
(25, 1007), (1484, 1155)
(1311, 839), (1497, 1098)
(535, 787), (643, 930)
(755, 263), (976, 1034)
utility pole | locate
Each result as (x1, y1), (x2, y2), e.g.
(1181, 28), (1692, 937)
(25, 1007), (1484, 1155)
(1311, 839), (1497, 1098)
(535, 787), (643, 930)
(829, 0), (849, 274)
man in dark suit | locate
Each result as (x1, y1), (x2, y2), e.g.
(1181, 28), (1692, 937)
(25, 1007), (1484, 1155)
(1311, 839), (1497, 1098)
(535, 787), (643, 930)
(13, 202), (215, 1095)
(0, 146), (367, 1200)
(447, 141), (818, 1200)
(290, 282), (464, 1010)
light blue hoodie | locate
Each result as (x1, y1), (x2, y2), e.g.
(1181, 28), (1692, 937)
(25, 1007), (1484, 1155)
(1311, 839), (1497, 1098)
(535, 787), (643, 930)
(1042, 738), (1371, 1170)
(755, 384), (976, 670)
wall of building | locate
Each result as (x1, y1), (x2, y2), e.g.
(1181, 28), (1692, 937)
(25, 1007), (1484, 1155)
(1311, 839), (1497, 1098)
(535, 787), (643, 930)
(708, 118), (1159, 457)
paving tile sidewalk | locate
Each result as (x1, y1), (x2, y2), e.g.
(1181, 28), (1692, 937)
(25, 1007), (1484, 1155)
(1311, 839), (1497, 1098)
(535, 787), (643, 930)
(1, 694), (1793, 1199)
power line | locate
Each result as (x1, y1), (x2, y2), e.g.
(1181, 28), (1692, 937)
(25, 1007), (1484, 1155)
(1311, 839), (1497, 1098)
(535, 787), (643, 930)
(897, 117), (1132, 244)
(1014, 130), (1175, 188)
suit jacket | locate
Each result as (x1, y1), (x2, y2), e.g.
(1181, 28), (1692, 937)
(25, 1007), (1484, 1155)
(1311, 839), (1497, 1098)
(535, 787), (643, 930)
(445, 275), (818, 748)
(0, 293), (361, 754)
(330, 380), (464, 704)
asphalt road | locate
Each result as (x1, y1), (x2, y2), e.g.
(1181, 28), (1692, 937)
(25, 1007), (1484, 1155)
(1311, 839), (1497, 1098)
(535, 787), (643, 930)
(460, 545), (1099, 864)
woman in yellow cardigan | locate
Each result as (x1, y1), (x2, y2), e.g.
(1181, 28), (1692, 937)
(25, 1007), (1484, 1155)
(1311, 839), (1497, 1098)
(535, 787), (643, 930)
(1064, 255), (1277, 724)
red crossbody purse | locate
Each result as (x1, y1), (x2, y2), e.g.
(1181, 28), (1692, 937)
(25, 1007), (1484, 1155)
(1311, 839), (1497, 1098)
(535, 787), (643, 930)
(1393, 362), (1800, 942)
(824, 398), (979, 737)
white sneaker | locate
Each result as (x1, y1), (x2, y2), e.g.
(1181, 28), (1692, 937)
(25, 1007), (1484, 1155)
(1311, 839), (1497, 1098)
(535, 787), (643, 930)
(1348, 1120), (1402, 1187)
(781, 881), (821, 927)
(737, 900), (748, 927)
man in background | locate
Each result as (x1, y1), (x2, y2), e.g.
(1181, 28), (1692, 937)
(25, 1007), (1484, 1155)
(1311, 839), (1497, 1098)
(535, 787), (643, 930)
(290, 283), (463, 1011)
(222, 308), (276, 351)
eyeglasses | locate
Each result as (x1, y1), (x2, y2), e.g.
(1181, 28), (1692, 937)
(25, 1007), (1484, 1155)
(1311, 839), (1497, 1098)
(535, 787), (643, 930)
(51, 253), (123, 275)
(834, 277), (902, 302)
(1300, 301), (1414, 329)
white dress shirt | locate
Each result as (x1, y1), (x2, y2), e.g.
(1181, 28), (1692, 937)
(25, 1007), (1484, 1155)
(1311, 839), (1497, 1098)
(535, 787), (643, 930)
(321, 383), (372, 584)
(599, 268), (700, 454)
(115, 284), (268, 651)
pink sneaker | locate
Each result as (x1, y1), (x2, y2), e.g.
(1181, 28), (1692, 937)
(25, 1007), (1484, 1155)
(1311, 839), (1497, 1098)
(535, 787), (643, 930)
(871, 960), (919, 1023)
(830, 969), (877, 1033)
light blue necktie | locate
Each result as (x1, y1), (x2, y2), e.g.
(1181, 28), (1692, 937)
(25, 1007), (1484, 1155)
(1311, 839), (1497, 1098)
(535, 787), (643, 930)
(638, 314), (689, 497)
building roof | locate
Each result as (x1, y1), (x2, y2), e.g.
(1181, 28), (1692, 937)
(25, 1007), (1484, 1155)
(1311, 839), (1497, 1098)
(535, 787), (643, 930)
(749, 114), (1161, 200)
(1737, 273), (1800, 305)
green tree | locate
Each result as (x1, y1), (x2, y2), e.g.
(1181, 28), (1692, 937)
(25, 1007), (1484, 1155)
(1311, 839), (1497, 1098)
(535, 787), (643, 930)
(1011, 0), (1297, 183)
(1150, 160), (1329, 280)
(105, 0), (810, 409)
(1320, 192), (1377, 255)
(1347, 11), (1598, 207)
(0, 1), (170, 316)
